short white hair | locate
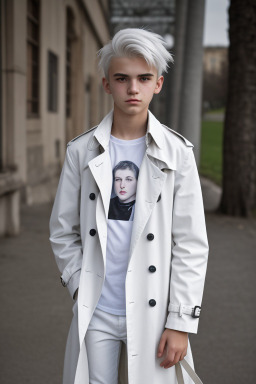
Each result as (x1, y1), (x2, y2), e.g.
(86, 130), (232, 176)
(97, 28), (174, 78)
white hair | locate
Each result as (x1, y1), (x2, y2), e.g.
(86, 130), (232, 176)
(97, 28), (174, 78)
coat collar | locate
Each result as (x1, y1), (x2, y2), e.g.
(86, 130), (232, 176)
(87, 109), (176, 170)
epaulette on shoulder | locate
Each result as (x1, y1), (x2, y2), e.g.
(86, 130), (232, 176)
(67, 125), (98, 147)
(162, 124), (194, 147)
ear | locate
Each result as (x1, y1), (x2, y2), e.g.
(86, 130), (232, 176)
(102, 77), (112, 95)
(154, 76), (164, 94)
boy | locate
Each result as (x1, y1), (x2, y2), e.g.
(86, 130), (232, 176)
(49, 28), (208, 384)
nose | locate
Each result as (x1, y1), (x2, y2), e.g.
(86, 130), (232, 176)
(128, 79), (138, 95)
(120, 180), (126, 189)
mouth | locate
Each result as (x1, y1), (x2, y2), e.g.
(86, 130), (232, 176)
(119, 191), (126, 195)
(125, 99), (141, 103)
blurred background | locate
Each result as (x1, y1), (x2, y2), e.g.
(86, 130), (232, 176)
(0, 0), (256, 383)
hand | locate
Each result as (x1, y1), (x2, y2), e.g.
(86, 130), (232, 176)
(157, 329), (188, 369)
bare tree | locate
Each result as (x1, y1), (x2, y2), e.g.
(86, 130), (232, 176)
(220, 0), (256, 217)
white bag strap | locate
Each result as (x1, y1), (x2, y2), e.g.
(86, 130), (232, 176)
(175, 359), (203, 384)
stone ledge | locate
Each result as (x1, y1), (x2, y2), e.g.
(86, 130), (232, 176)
(0, 171), (24, 196)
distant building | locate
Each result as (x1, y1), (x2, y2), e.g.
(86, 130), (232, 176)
(203, 46), (228, 110)
(0, 0), (111, 236)
(110, 0), (175, 125)
(203, 46), (228, 75)
(110, 0), (175, 36)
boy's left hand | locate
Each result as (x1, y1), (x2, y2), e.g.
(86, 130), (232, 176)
(157, 329), (188, 369)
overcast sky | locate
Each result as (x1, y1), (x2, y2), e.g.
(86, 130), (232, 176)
(203, 0), (230, 46)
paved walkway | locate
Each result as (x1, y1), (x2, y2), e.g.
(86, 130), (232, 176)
(0, 180), (256, 384)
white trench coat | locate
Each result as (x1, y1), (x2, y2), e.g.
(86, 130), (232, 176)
(49, 110), (209, 384)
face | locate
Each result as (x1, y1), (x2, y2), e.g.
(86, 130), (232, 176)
(102, 56), (164, 117)
(114, 168), (137, 203)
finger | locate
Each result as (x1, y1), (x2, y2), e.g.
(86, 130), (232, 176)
(157, 335), (167, 357)
(180, 349), (187, 361)
(160, 350), (175, 368)
(165, 351), (182, 369)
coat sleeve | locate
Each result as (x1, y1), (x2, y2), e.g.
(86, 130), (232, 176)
(165, 147), (209, 334)
(49, 145), (82, 300)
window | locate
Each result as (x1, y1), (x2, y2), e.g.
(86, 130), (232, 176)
(48, 51), (58, 112)
(210, 56), (217, 71)
(27, 0), (40, 116)
(66, 8), (75, 117)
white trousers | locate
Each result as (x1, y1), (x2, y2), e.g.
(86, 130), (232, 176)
(85, 307), (127, 384)
(63, 304), (128, 384)
(63, 303), (194, 384)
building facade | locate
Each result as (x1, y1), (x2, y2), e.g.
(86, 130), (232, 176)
(202, 46), (228, 110)
(203, 46), (228, 75)
(0, 0), (111, 236)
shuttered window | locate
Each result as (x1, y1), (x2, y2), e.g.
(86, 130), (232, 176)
(27, 0), (40, 116)
(66, 8), (75, 117)
(48, 51), (58, 112)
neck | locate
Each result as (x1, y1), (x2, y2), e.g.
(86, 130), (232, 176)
(111, 106), (148, 140)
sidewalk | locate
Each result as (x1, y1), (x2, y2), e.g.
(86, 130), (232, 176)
(0, 180), (256, 384)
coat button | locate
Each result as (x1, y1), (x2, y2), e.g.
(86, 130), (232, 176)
(149, 265), (156, 273)
(147, 233), (154, 241)
(89, 229), (96, 236)
(149, 299), (156, 307)
(157, 194), (161, 202)
(89, 193), (96, 200)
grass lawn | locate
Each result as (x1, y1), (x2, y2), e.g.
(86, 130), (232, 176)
(199, 120), (223, 186)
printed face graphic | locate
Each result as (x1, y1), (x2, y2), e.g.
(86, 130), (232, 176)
(114, 169), (137, 203)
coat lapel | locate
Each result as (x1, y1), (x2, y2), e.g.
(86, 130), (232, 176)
(129, 154), (167, 258)
(88, 151), (112, 220)
(128, 111), (177, 262)
(88, 111), (113, 261)
(87, 111), (114, 220)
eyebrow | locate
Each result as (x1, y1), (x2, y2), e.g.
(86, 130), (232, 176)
(113, 73), (154, 77)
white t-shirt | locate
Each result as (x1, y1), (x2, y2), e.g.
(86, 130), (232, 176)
(96, 134), (146, 316)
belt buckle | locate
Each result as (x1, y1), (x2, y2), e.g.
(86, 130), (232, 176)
(192, 306), (201, 318)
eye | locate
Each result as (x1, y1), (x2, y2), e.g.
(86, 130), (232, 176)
(115, 177), (122, 181)
(126, 177), (133, 182)
(116, 77), (127, 82)
(140, 77), (151, 82)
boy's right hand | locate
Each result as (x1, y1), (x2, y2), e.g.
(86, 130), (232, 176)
(157, 328), (188, 369)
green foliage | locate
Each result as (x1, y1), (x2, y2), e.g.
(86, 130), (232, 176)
(200, 120), (223, 186)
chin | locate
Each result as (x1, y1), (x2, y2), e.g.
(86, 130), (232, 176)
(125, 108), (143, 116)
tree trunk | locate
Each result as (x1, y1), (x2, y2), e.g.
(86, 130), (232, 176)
(220, 0), (256, 217)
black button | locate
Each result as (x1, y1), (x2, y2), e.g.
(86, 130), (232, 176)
(89, 193), (96, 200)
(157, 194), (161, 202)
(149, 299), (156, 307)
(147, 233), (154, 241)
(89, 229), (96, 236)
(149, 265), (156, 273)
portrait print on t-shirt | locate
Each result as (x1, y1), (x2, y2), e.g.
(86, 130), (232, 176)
(108, 160), (139, 221)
